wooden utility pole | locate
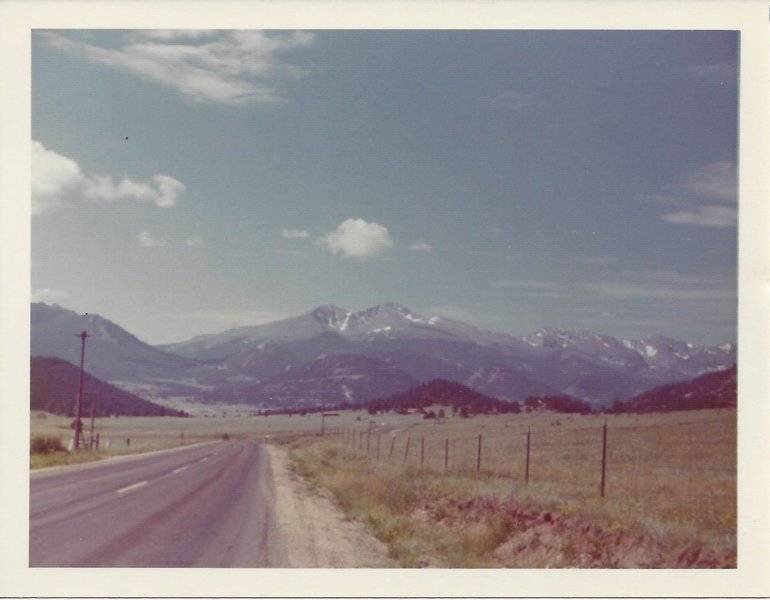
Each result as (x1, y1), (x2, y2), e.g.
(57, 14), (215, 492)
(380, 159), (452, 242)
(73, 331), (89, 450)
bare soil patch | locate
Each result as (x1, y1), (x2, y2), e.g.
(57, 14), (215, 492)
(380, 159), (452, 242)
(266, 444), (392, 567)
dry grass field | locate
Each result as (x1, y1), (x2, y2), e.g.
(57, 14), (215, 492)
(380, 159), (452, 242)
(29, 410), (327, 468)
(30, 407), (736, 567)
(286, 408), (736, 567)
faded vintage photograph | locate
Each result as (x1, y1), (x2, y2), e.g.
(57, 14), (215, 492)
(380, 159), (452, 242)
(30, 29), (737, 568)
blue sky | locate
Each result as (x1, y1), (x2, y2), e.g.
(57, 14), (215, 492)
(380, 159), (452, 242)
(31, 30), (738, 344)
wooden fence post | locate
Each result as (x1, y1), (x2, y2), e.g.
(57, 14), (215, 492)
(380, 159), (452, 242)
(376, 433), (381, 461)
(403, 435), (411, 465)
(444, 438), (449, 472)
(389, 435), (396, 458)
(420, 436), (425, 471)
(476, 434), (482, 476)
(525, 427), (531, 485)
(600, 421), (608, 497)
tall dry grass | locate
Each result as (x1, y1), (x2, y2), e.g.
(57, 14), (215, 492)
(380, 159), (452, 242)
(288, 408), (736, 567)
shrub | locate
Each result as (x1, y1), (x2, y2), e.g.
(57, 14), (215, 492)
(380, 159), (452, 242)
(30, 435), (66, 455)
(221, 433), (230, 440)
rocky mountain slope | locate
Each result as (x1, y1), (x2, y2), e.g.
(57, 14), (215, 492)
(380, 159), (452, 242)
(31, 302), (736, 408)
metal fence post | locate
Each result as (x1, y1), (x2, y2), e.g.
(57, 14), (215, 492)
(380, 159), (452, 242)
(403, 435), (411, 465)
(420, 436), (425, 471)
(525, 427), (531, 485)
(444, 438), (449, 472)
(600, 421), (608, 497)
(476, 434), (482, 476)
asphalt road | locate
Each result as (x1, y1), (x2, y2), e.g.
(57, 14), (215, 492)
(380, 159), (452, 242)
(29, 440), (288, 567)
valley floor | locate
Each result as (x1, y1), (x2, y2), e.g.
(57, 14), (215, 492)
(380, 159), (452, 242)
(30, 408), (736, 568)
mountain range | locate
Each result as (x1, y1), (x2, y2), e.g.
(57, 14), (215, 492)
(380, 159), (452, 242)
(30, 302), (736, 409)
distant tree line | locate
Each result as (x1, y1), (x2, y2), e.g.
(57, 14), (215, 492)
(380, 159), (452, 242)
(522, 394), (594, 414)
(364, 379), (521, 417)
(607, 364), (736, 413)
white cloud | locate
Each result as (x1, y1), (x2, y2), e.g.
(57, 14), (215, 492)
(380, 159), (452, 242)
(32, 140), (185, 214)
(82, 173), (185, 207)
(590, 281), (736, 301)
(480, 90), (529, 111)
(44, 30), (315, 106)
(655, 161), (737, 227)
(320, 218), (394, 258)
(682, 161), (737, 202)
(281, 228), (309, 239)
(138, 231), (165, 248)
(409, 242), (432, 252)
(185, 236), (205, 247)
(660, 205), (737, 228)
(31, 141), (84, 214)
(132, 30), (217, 42)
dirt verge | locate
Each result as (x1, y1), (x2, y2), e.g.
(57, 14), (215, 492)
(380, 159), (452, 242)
(265, 444), (392, 567)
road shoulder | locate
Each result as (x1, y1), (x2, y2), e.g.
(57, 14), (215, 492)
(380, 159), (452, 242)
(30, 440), (218, 478)
(265, 443), (392, 568)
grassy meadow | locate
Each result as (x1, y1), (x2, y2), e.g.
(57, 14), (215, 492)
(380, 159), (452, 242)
(29, 410), (326, 468)
(285, 407), (736, 567)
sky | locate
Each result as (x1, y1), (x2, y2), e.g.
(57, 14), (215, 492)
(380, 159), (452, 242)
(31, 30), (738, 345)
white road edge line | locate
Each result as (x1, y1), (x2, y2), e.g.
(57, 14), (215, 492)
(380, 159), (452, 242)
(198, 457), (209, 463)
(116, 480), (148, 494)
(173, 466), (188, 474)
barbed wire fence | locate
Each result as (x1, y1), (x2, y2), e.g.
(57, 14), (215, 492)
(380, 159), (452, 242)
(320, 416), (736, 501)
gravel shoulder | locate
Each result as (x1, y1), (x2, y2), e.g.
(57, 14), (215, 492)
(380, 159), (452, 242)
(265, 444), (392, 568)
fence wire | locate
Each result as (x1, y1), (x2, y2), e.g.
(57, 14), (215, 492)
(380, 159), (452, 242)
(330, 416), (736, 501)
